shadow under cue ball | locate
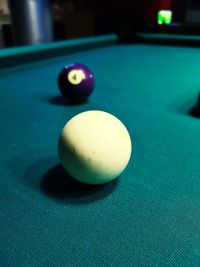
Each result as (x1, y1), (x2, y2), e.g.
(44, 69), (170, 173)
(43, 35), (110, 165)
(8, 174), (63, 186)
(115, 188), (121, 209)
(58, 63), (95, 102)
(58, 110), (132, 185)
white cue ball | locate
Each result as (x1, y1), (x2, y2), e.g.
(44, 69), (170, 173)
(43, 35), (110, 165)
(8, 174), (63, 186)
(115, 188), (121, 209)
(58, 110), (132, 184)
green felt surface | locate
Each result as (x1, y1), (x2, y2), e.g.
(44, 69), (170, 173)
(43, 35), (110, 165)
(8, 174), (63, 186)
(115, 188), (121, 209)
(137, 33), (200, 47)
(0, 34), (118, 69)
(1, 35), (200, 266)
(139, 33), (200, 41)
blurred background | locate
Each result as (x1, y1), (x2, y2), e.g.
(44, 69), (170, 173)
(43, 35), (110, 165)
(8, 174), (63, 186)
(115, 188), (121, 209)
(0, 0), (199, 48)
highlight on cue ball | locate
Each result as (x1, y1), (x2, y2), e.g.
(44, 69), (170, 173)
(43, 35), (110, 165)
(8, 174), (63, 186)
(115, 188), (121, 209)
(58, 110), (132, 185)
(57, 63), (95, 102)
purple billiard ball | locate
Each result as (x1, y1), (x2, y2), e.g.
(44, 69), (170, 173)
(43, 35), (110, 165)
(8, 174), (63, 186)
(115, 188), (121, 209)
(58, 63), (95, 102)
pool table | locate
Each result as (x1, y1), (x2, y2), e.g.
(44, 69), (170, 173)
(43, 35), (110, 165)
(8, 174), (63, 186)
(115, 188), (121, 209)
(1, 33), (200, 266)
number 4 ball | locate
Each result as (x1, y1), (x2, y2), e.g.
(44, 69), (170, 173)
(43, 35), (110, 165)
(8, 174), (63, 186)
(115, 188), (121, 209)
(58, 110), (132, 185)
(58, 63), (95, 102)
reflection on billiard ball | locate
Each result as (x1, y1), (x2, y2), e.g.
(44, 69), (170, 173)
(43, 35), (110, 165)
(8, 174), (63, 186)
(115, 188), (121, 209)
(58, 110), (132, 185)
(58, 63), (95, 102)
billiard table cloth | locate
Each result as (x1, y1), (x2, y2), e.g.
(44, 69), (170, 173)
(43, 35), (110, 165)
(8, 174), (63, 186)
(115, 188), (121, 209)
(1, 33), (200, 266)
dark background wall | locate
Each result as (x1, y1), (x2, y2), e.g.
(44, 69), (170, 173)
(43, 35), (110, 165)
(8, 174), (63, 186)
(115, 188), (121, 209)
(89, 0), (145, 34)
(0, 0), (193, 47)
(52, 0), (189, 39)
(88, 0), (189, 33)
(172, 0), (188, 22)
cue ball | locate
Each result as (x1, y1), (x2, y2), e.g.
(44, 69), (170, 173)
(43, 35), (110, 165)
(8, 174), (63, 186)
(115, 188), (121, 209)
(58, 63), (94, 102)
(58, 110), (132, 184)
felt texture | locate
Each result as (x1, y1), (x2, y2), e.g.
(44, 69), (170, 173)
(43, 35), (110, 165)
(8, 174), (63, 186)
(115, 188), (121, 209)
(1, 35), (200, 266)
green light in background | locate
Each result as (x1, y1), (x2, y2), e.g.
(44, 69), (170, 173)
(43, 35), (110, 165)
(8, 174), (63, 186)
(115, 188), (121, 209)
(157, 10), (172, 25)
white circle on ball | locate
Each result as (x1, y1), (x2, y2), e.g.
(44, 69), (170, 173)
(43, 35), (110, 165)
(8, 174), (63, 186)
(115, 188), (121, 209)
(58, 110), (132, 184)
(67, 70), (85, 85)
